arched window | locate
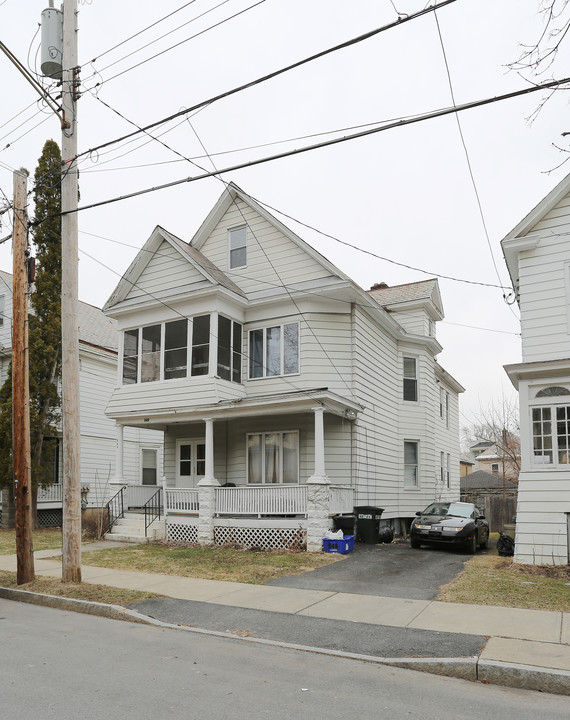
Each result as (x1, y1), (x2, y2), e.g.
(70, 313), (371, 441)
(536, 386), (570, 398)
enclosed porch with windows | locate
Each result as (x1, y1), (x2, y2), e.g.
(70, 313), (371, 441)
(109, 390), (360, 550)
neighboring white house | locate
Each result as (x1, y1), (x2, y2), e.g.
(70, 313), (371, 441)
(502, 172), (570, 565)
(0, 269), (163, 521)
(103, 183), (463, 547)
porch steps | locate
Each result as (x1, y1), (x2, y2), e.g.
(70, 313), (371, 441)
(105, 511), (149, 544)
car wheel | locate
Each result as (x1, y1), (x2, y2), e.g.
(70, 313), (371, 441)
(410, 538), (421, 549)
(466, 534), (477, 554)
(479, 535), (488, 550)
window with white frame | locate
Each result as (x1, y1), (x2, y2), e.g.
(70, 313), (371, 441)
(229, 226), (247, 269)
(446, 453), (451, 488)
(0, 294), (4, 326)
(532, 404), (570, 466)
(445, 391), (450, 429)
(403, 357), (417, 401)
(247, 431), (299, 484)
(121, 314), (242, 384)
(404, 441), (419, 488)
(249, 323), (299, 379)
(439, 388), (450, 427)
(440, 451), (445, 484)
(217, 315), (242, 382)
(141, 449), (158, 485)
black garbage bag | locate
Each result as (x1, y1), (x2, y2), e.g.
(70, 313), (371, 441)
(497, 532), (515, 557)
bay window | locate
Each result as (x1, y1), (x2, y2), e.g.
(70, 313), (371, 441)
(532, 404), (570, 466)
(247, 431), (299, 484)
(249, 323), (299, 379)
(217, 315), (242, 382)
(121, 313), (241, 384)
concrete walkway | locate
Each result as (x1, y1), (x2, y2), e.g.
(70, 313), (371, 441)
(1, 543), (570, 695)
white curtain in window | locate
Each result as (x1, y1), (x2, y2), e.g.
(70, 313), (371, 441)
(264, 433), (280, 483)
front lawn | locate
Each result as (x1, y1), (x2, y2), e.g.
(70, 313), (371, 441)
(82, 542), (341, 584)
(437, 544), (570, 612)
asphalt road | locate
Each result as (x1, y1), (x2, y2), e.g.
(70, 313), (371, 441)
(2, 599), (569, 719)
(129, 540), (489, 659)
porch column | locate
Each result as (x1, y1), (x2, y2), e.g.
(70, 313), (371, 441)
(197, 417), (219, 546)
(307, 406), (331, 552)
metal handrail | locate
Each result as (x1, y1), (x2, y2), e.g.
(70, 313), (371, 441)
(144, 488), (162, 537)
(105, 485), (126, 535)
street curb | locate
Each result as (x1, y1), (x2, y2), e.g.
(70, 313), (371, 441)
(2, 586), (570, 695)
(478, 659), (570, 696)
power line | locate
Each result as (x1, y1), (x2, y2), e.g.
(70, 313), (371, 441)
(71, 1), (459, 163)
(83, 0), (234, 83)
(45, 74), (570, 222)
(433, 10), (507, 290)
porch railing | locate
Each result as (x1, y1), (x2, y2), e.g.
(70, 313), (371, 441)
(109, 482), (162, 510)
(330, 486), (354, 516)
(215, 485), (308, 517)
(38, 484), (63, 504)
(144, 488), (163, 537)
(105, 485), (126, 535)
(164, 487), (199, 514)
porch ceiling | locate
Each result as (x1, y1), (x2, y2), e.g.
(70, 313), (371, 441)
(109, 388), (363, 429)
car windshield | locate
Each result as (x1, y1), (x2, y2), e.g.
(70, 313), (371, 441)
(446, 502), (475, 519)
(421, 502), (475, 519)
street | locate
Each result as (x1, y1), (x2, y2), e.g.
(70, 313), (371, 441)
(1, 598), (568, 719)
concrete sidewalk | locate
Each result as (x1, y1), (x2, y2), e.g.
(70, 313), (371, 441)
(1, 544), (570, 695)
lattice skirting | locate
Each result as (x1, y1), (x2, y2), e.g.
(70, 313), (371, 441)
(0, 509), (62, 528)
(167, 520), (199, 544)
(38, 509), (62, 527)
(214, 525), (306, 550)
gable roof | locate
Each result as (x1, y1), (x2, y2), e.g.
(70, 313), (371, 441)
(461, 469), (518, 491)
(103, 225), (245, 312)
(190, 182), (352, 283)
(502, 171), (570, 285)
(0, 270), (117, 351)
(366, 279), (444, 318)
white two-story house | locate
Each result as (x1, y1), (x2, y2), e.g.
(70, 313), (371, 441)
(103, 183), (463, 547)
(503, 172), (570, 565)
(0, 270), (162, 526)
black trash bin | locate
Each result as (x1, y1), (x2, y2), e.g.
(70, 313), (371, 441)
(332, 515), (356, 535)
(354, 506), (384, 544)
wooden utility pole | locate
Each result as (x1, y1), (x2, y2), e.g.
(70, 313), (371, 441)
(12, 168), (34, 585)
(61, 0), (81, 582)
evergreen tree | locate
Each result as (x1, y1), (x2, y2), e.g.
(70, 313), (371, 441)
(0, 140), (62, 524)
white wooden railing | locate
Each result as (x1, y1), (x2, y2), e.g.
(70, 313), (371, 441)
(164, 487), (200, 514)
(109, 482), (162, 509)
(38, 484), (63, 504)
(215, 485), (308, 517)
(329, 486), (354, 516)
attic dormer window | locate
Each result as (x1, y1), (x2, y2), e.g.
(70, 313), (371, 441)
(229, 226), (247, 269)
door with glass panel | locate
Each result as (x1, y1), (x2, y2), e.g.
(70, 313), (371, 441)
(176, 439), (206, 487)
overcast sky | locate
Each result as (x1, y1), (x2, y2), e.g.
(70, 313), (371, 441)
(1, 0), (569, 428)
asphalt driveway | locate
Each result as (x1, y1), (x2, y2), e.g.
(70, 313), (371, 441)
(266, 539), (484, 600)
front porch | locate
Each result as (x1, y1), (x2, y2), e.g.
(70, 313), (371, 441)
(106, 480), (354, 550)
(108, 391), (360, 550)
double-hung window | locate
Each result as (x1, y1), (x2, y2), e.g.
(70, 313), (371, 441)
(404, 441), (419, 488)
(247, 431), (299, 484)
(229, 226), (247, 269)
(446, 453), (451, 488)
(165, 319), (188, 379)
(191, 315), (210, 376)
(249, 323), (299, 379)
(141, 325), (161, 383)
(403, 357), (417, 401)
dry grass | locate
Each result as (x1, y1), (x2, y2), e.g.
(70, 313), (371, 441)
(0, 570), (159, 605)
(0, 527), (68, 555)
(437, 544), (570, 612)
(82, 541), (342, 584)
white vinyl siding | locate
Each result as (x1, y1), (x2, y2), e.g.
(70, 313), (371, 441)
(198, 198), (333, 292)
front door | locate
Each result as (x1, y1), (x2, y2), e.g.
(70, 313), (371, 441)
(176, 439), (206, 488)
